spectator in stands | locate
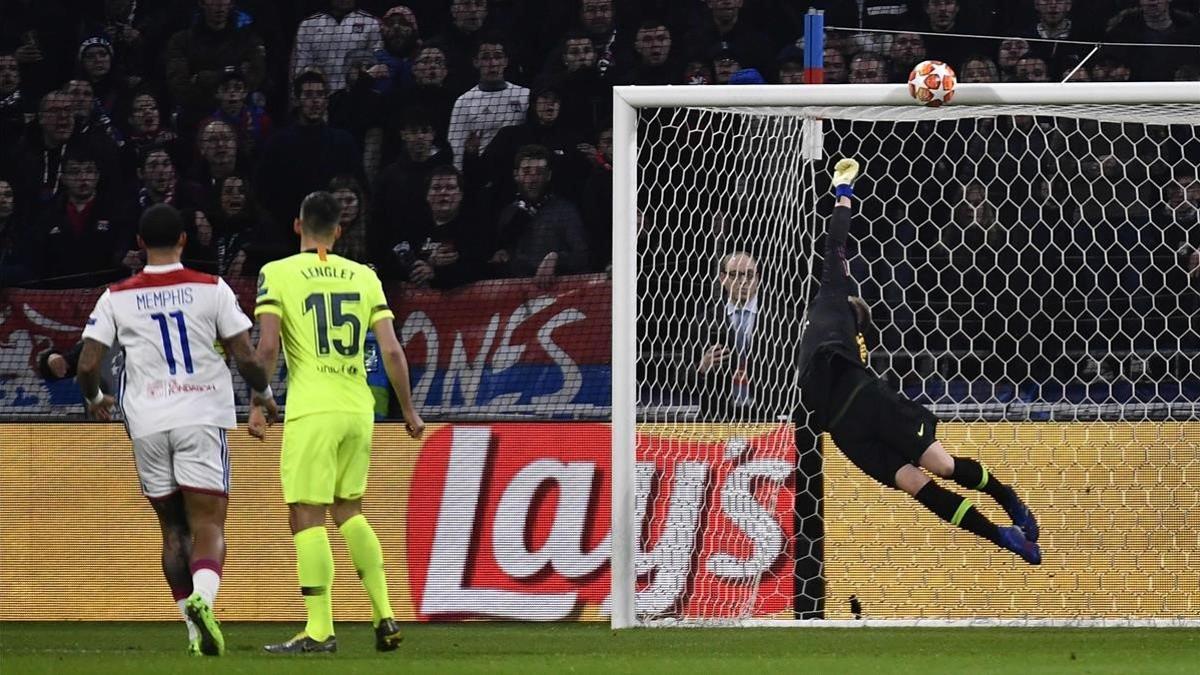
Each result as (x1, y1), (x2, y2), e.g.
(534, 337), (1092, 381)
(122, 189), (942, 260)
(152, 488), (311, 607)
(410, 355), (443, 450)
(205, 172), (258, 276)
(491, 144), (588, 282)
(775, 43), (804, 84)
(483, 82), (591, 211)
(439, 0), (492, 95)
(77, 37), (125, 124)
(1162, 169), (1200, 228)
(133, 146), (184, 214)
(580, 125), (612, 271)
(1013, 56), (1052, 82)
(204, 67), (272, 161)
(823, 46), (849, 84)
(120, 91), (182, 177)
(689, 0), (772, 75)
(688, 250), (801, 421)
(81, 0), (147, 89)
(1060, 54), (1091, 81)
(997, 38), (1031, 81)
(710, 43), (744, 85)
(447, 38), (530, 170)
(959, 55), (1001, 82)
(622, 19), (683, 85)
(65, 79), (118, 145)
(0, 177), (39, 286)
(1089, 54), (1132, 82)
(0, 50), (29, 146)
(950, 180), (1000, 248)
(1175, 63), (1200, 81)
(399, 44), (456, 145)
(889, 30), (927, 81)
(579, 0), (624, 82)
(254, 70), (361, 260)
(35, 150), (134, 286)
(848, 52), (891, 84)
(165, 0), (266, 130)
(35, 343), (71, 380)
(372, 106), (452, 247)
(63, 79), (99, 139)
(546, 31), (607, 142)
(185, 118), (244, 209)
(377, 164), (483, 288)
(684, 57), (714, 85)
(9, 91), (76, 208)
(371, 5), (420, 96)
(292, 0), (382, 94)
(1107, 0), (1199, 82)
(10, 90), (122, 213)
(328, 174), (370, 263)
(920, 0), (975, 71)
(1020, 0), (1088, 79)
(330, 50), (387, 181)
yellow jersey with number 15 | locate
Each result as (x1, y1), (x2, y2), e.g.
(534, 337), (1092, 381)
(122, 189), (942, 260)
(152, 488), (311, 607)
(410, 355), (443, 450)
(254, 251), (394, 420)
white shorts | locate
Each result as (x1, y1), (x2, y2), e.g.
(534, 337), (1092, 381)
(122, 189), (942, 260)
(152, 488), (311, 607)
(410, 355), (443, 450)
(131, 425), (230, 499)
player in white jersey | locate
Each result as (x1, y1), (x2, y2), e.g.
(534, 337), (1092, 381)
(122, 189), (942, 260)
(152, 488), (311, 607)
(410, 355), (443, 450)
(77, 204), (277, 657)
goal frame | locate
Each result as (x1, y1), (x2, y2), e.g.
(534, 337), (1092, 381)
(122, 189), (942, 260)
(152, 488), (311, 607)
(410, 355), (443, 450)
(610, 82), (1200, 630)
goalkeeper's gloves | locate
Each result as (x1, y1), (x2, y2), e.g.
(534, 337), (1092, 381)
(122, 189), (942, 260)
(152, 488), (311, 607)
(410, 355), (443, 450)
(832, 158), (860, 198)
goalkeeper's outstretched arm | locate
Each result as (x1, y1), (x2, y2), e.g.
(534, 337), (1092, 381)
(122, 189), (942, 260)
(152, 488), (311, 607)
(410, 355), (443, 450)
(820, 159), (859, 295)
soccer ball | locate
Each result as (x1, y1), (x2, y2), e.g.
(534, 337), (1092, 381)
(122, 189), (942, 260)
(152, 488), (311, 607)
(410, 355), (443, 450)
(908, 60), (956, 107)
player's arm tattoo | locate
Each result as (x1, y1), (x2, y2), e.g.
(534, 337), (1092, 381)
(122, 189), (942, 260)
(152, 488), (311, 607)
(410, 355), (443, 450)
(75, 339), (108, 401)
(222, 331), (270, 393)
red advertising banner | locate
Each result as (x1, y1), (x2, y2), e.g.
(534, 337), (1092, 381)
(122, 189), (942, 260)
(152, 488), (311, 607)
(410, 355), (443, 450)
(1, 274), (611, 418)
(407, 423), (796, 621)
(387, 275), (611, 417)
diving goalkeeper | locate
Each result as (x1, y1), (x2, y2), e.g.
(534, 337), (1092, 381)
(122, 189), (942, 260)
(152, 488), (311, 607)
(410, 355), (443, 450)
(796, 159), (1042, 565)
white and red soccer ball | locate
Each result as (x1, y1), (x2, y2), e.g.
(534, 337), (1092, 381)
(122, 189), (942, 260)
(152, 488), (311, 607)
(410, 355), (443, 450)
(908, 60), (956, 107)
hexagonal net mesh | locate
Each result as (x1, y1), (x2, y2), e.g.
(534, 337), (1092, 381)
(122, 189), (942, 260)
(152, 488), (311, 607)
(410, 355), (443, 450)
(630, 104), (1200, 624)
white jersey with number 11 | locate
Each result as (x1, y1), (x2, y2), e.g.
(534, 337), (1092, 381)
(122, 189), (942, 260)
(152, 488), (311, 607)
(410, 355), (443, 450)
(81, 263), (252, 439)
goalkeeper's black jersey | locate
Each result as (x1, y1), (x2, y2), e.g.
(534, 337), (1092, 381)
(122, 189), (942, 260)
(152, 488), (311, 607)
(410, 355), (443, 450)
(795, 205), (871, 429)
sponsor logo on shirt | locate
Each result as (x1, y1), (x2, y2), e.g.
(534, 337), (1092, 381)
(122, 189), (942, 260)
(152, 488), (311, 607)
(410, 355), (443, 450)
(145, 380), (219, 398)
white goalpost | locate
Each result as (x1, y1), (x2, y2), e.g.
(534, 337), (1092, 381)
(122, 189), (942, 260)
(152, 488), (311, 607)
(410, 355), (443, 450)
(611, 82), (1200, 629)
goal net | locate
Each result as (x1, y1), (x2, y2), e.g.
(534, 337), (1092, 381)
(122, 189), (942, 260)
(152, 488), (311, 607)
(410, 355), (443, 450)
(610, 83), (1200, 627)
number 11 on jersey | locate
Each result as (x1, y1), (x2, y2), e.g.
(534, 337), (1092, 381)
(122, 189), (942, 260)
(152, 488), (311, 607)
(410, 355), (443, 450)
(150, 311), (194, 375)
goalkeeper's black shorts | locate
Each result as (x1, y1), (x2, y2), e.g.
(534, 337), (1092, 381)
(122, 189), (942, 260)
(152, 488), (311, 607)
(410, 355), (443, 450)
(827, 369), (938, 488)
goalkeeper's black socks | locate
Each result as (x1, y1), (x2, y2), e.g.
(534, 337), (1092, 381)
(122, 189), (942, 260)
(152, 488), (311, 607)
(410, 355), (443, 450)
(950, 456), (1015, 505)
(914, 480), (1001, 545)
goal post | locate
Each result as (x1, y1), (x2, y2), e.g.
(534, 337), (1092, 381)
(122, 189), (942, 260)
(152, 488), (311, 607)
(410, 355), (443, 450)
(611, 82), (1200, 629)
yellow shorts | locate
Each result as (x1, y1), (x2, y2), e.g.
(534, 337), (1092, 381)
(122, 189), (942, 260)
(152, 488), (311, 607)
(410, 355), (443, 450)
(280, 412), (374, 505)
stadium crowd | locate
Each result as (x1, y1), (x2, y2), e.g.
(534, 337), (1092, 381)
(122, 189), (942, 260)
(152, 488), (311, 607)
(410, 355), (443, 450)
(0, 0), (1196, 292)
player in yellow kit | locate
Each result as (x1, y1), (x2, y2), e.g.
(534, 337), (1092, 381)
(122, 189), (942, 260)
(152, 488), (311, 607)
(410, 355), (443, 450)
(249, 191), (424, 654)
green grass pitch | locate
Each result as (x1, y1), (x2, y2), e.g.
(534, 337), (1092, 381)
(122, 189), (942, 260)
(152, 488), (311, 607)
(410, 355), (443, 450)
(2, 622), (1197, 674)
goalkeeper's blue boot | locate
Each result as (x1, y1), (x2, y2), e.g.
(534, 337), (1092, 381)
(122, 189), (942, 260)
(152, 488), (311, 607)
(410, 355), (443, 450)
(998, 526), (1041, 565)
(1002, 490), (1040, 542)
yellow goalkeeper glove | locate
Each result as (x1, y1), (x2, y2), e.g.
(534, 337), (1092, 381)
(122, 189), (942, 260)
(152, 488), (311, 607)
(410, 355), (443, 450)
(832, 158), (860, 187)
(832, 158), (859, 197)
